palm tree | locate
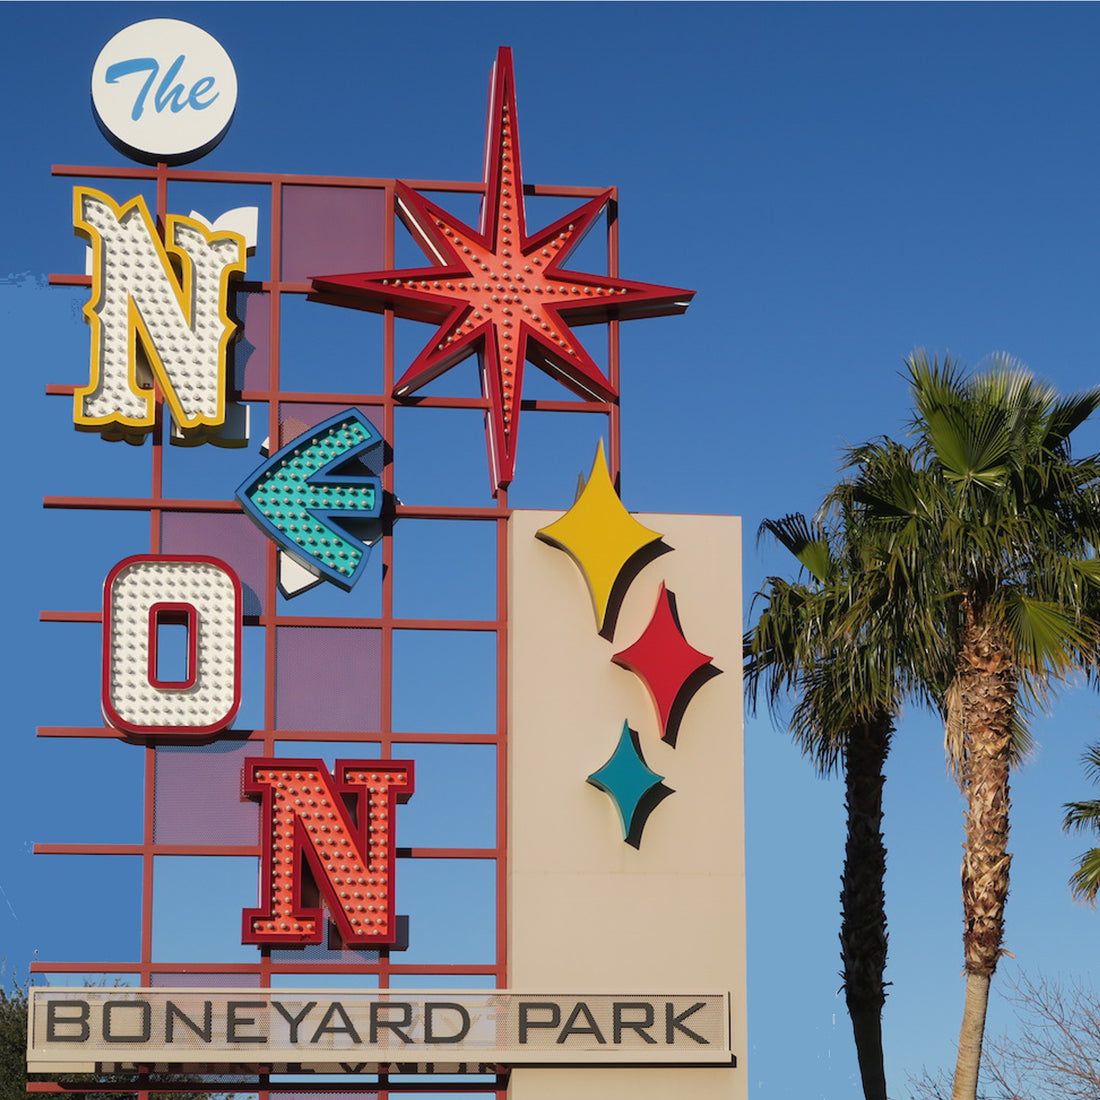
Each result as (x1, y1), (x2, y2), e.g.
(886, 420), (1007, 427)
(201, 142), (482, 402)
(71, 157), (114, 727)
(833, 353), (1100, 1100)
(1063, 742), (1100, 903)
(745, 506), (940, 1100)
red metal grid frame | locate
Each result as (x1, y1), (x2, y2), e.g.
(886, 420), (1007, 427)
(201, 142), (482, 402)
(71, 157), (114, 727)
(31, 161), (622, 1098)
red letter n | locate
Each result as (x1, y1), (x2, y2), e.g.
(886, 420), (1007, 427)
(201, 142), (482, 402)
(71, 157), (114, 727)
(242, 758), (414, 947)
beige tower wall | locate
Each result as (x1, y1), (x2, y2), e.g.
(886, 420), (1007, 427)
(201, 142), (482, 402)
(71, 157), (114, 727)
(507, 510), (746, 1100)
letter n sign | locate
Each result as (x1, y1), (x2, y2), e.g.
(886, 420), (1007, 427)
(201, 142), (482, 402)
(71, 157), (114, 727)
(73, 187), (245, 440)
(242, 759), (414, 947)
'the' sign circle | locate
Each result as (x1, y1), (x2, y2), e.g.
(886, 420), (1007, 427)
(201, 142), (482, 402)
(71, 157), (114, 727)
(91, 19), (237, 165)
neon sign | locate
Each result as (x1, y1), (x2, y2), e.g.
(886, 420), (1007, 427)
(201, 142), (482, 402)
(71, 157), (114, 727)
(91, 18), (238, 164)
(74, 187), (245, 442)
(101, 555), (242, 739)
(311, 48), (694, 492)
(242, 759), (414, 947)
(28, 21), (745, 1092)
(236, 409), (385, 591)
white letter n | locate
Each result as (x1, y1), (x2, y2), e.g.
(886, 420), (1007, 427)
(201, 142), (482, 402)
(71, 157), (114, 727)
(74, 187), (246, 440)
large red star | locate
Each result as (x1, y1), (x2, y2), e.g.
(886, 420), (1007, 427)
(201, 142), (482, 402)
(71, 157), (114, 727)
(310, 47), (694, 492)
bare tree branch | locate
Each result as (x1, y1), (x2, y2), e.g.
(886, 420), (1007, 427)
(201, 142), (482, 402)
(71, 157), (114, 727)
(906, 973), (1100, 1100)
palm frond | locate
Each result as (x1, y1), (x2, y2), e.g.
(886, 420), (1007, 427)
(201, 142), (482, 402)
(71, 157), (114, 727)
(1043, 389), (1100, 452)
(1000, 592), (1098, 678)
(1063, 799), (1100, 834)
(758, 513), (835, 584)
(1082, 743), (1100, 784)
(1068, 846), (1100, 904)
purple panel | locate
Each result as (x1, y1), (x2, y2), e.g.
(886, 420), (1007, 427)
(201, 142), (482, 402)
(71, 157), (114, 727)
(269, 940), (379, 965)
(234, 291), (270, 393)
(161, 512), (268, 616)
(281, 186), (386, 284)
(154, 740), (259, 845)
(278, 1094), (379, 1100)
(150, 971), (261, 987)
(279, 403), (384, 458)
(275, 627), (381, 732)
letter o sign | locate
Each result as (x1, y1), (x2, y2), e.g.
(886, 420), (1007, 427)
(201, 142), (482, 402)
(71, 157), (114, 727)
(102, 555), (241, 738)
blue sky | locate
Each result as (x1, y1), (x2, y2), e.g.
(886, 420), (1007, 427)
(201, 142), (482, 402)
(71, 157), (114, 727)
(5, 3), (1100, 1097)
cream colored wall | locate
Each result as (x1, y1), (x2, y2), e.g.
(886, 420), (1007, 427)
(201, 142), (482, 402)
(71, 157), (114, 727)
(507, 511), (746, 1100)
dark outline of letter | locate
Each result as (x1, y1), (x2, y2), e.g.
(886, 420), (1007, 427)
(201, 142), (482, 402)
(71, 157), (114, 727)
(665, 1001), (709, 1045)
(165, 1000), (212, 1043)
(612, 1001), (657, 1044)
(369, 1002), (413, 1044)
(273, 1001), (316, 1044)
(517, 1002), (560, 1045)
(424, 1002), (471, 1044)
(227, 1000), (268, 1044)
(45, 1000), (90, 1043)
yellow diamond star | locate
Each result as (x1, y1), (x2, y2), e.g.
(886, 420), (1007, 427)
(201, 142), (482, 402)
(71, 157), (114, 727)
(537, 441), (664, 631)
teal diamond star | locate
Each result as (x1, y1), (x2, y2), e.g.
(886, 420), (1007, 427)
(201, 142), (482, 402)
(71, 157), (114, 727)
(587, 722), (673, 848)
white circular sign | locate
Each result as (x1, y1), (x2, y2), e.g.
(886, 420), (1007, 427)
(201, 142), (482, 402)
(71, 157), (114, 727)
(91, 19), (237, 165)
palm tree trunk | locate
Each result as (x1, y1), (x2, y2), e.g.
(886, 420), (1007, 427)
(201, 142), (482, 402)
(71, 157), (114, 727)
(841, 713), (892, 1100)
(953, 972), (991, 1100)
(951, 610), (1015, 1100)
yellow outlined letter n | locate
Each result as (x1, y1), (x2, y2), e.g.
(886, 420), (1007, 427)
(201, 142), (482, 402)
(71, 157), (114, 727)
(73, 187), (246, 441)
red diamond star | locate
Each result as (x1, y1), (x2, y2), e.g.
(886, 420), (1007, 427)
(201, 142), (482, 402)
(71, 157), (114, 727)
(613, 582), (714, 743)
(310, 47), (694, 492)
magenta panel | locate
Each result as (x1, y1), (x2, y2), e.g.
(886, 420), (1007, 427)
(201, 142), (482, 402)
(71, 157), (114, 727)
(161, 512), (268, 616)
(150, 972), (261, 987)
(278, 403), (385, 468)
(281, 185), (386, 284)
(269, 939), (381, 965)
(280, 402), (384, 444)
(154, 740), (259, 845)
(275, 626), (382, 731)
(235, 291), (271, 393)
(277, 1094), (379, 1100)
